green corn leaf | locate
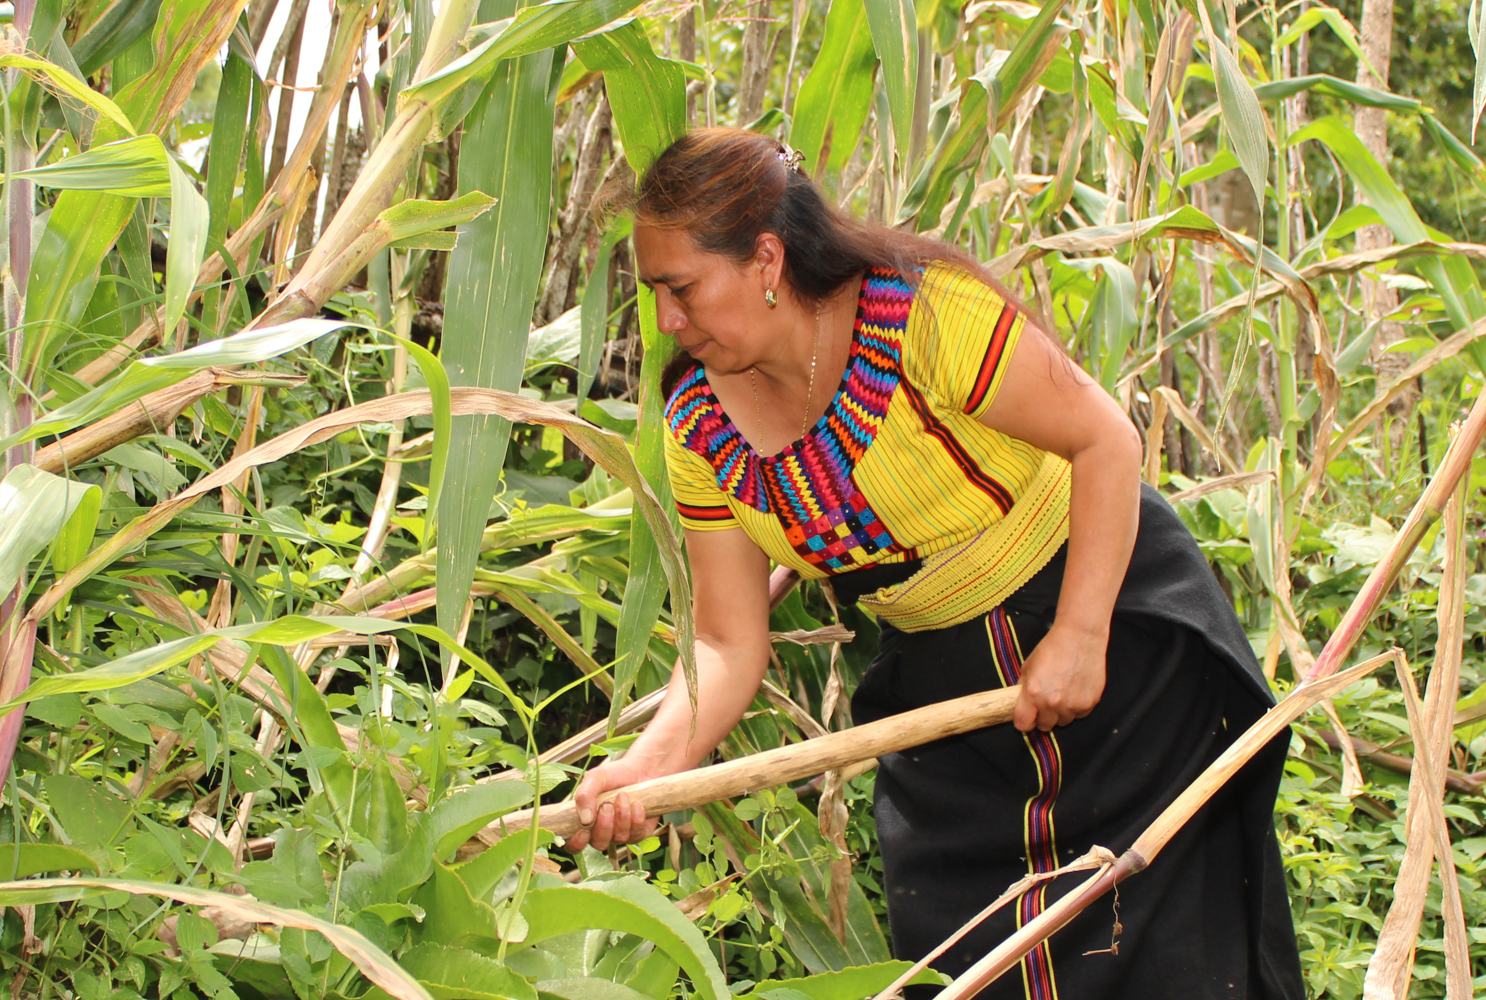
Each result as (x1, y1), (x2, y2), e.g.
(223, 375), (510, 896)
(0, 615), (532, 724)
(204, 40), (255, 251)
(0, 53), (137, 134)
(0, 318), (350, 454)
(400, 0), (647, 108)
(1273, 6), (1379, 82)
(162, 153), (209, 345)
(1086, 257), (1139, 392)
(863, 0), (918, 159)
(380, 191), (498, 242)
(1252, 74), (1419, 112)
(1201, 28), (1268, 204)
(71, 0), (163, 74)
(791, 0), (878, 176)
(436, 38), (556, 704)
(0, 466), (99, 598)
(393, 335), (452, 545)
(50, 486), (101, 575)
(574, 19), (686, 175)
(0, 879), (433, 1000)
(1291, 116), (1486, 364)
(608, 284), (679, 730)
(10, 135), (169, 196)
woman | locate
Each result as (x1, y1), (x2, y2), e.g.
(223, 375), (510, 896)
(568, 129), (1304, 1000)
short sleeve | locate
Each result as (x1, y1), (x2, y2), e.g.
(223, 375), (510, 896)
(664, 429), (739, 531)
(909, 265), (1028, 421)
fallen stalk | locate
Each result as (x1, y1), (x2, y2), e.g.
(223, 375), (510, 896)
(488, 685), (1021, 839)
(939, 378), (1486, 1000)
(1314, 729), (1482, 795)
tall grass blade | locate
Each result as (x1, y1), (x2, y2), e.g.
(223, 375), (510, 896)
(863, 0), (918, 160)
(791, 0), (878, 177)
(435, 33), (557, 680)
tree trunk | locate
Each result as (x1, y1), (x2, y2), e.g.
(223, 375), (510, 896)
(1354, 0), (1416, 437)
(738, 0), (772, 125)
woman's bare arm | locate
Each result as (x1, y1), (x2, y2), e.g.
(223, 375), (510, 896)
(979, 326), (1144, 732)
(568, 526), (773, 850)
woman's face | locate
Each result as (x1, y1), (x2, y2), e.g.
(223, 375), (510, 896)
(633, 225), (785, 374)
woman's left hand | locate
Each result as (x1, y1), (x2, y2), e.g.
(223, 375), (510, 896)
(1012, 622), (1108, 732)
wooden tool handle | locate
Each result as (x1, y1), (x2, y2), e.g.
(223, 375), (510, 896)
(489, 685), (1021, 838)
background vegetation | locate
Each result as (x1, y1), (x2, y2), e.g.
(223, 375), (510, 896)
(0, 0), (1484, 997)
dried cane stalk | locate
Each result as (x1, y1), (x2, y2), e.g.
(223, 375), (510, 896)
(1364, 458), (1473, 1000)
(486, 686), (1021, 839)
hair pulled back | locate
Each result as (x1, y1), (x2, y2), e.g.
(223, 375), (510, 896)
(636, 128), (1020, 395)
(637, 128), (983, 303)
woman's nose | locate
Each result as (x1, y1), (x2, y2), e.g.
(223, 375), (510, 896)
(654, 292), (687, 334)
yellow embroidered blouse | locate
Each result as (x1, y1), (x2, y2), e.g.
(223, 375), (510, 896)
(662, 264), (1072, 624)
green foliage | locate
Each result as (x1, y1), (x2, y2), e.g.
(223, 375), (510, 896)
(2, 0), (1486, 997)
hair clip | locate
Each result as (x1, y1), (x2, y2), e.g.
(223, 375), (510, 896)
(777, 143), (806, 173)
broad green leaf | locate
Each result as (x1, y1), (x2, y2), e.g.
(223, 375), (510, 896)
(0, 843), (99, 878)
(790, 0), (877, 175)
(574, 20), (686, 175)
(10, 135), (168, 196)
(0, 318), (349, 454)
(863, 0), (918, 158)
(540, 979), (654, 1000)
(744, 962), (945, 1000)
(43, 774), (134, 846)
(520, 877), (728, 1000)
(455, 827), (555, 899)
(429, 781), (536, 858)
(368, 942), (537, 1000)
(0, 53), (137, 134)
(411, 862), (503, 946)
(437, 40), (557, 700)
(0, 465), (99, 598)
(0, 878), (433, 1000)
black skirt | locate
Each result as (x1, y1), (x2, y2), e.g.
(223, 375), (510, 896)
(837, 485), (1305, 1000)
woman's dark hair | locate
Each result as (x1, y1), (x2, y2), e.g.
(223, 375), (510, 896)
(637, 128), (1042, 397)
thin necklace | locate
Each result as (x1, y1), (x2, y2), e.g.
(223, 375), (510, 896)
(751, 305), (822, 448)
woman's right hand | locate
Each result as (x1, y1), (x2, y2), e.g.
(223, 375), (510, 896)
(566, 756), (675, 852)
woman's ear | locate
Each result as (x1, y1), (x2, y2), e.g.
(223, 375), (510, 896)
(754, 232), (786, 293)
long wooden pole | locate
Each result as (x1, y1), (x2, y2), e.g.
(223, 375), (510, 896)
(487, 686), (1020, 839)
(938, 383), (1486, 1000)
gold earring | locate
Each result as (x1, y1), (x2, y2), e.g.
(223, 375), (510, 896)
(765, 288), (778, 308)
